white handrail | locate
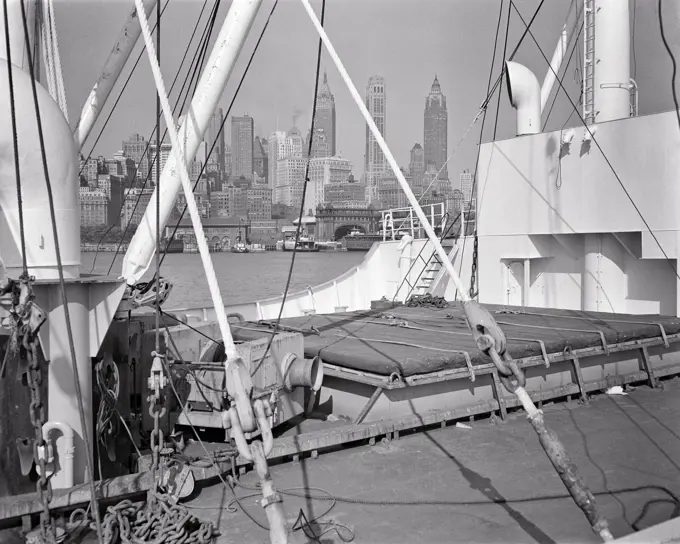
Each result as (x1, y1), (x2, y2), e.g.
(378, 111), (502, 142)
(133, 0), (238, 360)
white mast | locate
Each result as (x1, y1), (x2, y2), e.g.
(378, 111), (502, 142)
(72, 0), (158, 151)
(122, 0), (265, 285)
(585, 0), (631, 124)
(540, 24), (568, 113)
(581, 0), (630, 313)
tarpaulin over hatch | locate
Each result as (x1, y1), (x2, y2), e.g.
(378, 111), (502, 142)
(230, 303), (680, 378)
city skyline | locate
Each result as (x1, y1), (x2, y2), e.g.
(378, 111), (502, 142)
(57, 0), (600, 192)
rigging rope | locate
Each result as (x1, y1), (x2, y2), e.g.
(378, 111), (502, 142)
(133, 0), (239, 359)
(455, 0), (545, 300)
(463, 0), (507, 301)
(77, 0), (171, 179)
(3, 0), (28, 276)
(39, 0), (68, 120)
(251, 0), (326, 377)
(510, 0), (680, 282)
(154, 0), (162, 355)
(97, 0), (218, 275)
(159, 0), (280, 264)
(18, 0), (104, 540)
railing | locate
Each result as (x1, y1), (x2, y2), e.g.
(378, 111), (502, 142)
(380, 202), (447, 242)
(391, 211), (458, 303)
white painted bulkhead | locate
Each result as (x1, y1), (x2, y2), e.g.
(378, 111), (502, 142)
(475, 109), (680, 316)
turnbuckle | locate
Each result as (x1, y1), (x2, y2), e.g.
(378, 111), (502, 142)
(463, 300), (526, 393)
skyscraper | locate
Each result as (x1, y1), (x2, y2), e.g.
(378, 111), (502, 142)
(231, 115), (254, 180)
(409, 143), (425, 191)
(424, 75), (448, 180)
(364, 76), (387, 203)
(460, 169), (473, 202)
(313, 72), (336, 156)
(206, 108), (225, 179)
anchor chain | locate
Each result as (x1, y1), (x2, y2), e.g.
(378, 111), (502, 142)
(90, 488), (218, 544)
(148, 352), (168, 476)
(462, 300), (613, 542)
(1, 278), (53, 542)
(468, 233), (478, 299)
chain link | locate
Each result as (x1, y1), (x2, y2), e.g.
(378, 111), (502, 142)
(26, 333), (55, 543)
(148, 353), (168, 477)
(96, 489), (217, 544)
(469, 234), (479, 300)
(4, 277), (55, 543)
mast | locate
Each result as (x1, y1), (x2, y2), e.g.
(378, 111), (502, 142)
(0, 0), (34, 73)
(122, 0), (265, 284)
(72, 0), (158, 151)
(582, 0), (631, 312)
(585, 0), (631, 124)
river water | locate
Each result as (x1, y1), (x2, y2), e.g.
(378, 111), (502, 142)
(80, 251), (365, 309)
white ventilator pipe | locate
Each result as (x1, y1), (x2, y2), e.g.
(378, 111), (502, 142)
(541, 24), (568, 113)
(133, 0), (238, 361)
(506, 61), (541, 136)
(72, 0), (157, 151)
(122, 0), (264, 284)
(298, 0), (470, 302)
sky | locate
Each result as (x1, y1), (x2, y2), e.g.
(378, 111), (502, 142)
(54, 0), (680, 190)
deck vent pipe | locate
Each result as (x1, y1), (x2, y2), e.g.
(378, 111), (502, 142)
(281, 354), (323, 392)
(505, 61), (541, 136)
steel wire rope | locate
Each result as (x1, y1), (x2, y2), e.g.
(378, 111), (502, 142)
(511, 0), (680, 281)
(77, 0), (171, 179)
(18, 0), (104, 540)
(658, 0), (680, 132)
(249, 0), (326, 378)
(154, 0), (162, 356)
(158, 0), (280, 264)
(98, 0), (220, 275)
(453, 0), (547, 302)
(88, 0), (212, 273)
(453, 0), (508, 301)
(3, 0), (27, 275)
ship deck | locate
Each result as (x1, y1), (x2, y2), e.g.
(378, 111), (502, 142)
(186, 380), (680, 543)
(230, 303), (680, 379)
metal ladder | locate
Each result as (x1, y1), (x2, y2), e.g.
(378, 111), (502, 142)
(411, 250), (444, 296)
(583, 0), (596, 124)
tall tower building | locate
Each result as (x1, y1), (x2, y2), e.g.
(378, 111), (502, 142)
(122, 133), (149, 180)
(231, 115), (254, 180)
(424, 75), (448, 180)
(268, 131), (287, 195)
(364, 75), (387, 203)
(460, 169), (473, 202)
(149, 142), (173, 185)
(314, 72), (336, 156)
(409, 143), (425, 191)
(206, 108), (226, 179)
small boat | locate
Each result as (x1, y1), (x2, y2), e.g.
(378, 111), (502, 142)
(230, 242), (249, 253)
(282, 237), (319, 252)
